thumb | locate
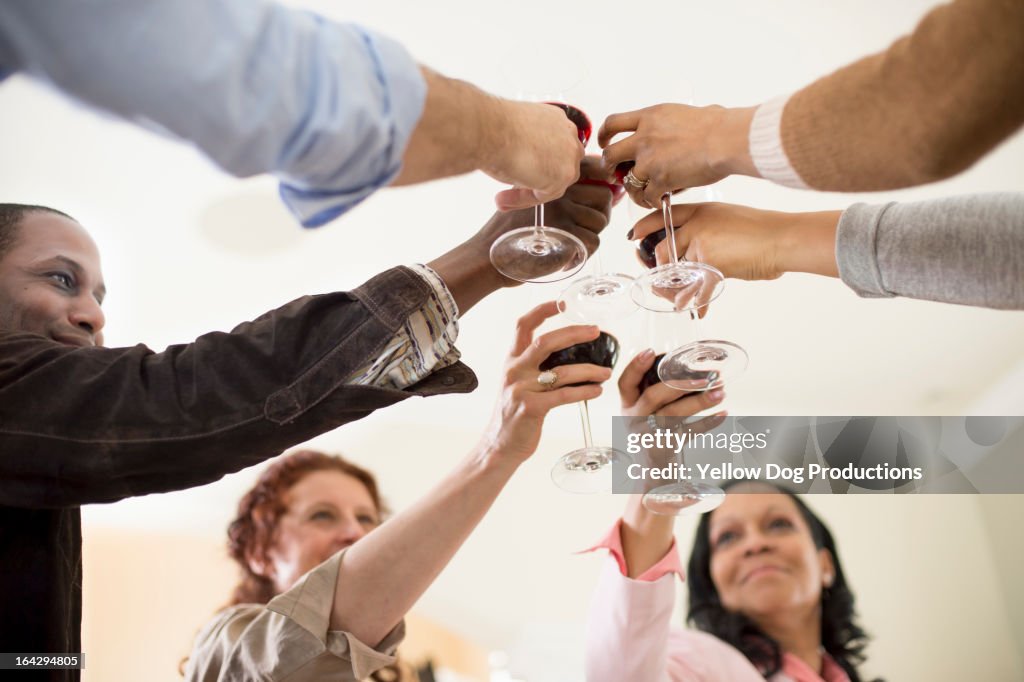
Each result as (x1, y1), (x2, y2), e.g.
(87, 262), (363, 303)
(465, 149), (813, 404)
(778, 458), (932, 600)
(494, 187), (542, 211)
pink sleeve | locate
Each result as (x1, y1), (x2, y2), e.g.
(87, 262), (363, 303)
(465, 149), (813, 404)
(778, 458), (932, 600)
(582, 521), (774, 682)
(578, 517), (685, 581)
(585, 554), (677, 682)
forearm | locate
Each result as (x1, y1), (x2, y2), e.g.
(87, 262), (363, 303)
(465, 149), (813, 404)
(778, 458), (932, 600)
(392, 66), (506, 186)
(329, 446), (518, 644)
(837, 193), (1024, 309)
(585, 549), (676, 681)
(776, 0), (1024, 190)
(621, 495), (677, 578)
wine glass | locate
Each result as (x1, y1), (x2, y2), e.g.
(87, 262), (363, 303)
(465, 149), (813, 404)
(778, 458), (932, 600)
(632, 196), (748, 391)
(542, 331), (626, 494)
(631, 314), (726, 514)
(489, 52), (593, 284)
(556, 172), (638, 322)
(639, 362), (726, 515)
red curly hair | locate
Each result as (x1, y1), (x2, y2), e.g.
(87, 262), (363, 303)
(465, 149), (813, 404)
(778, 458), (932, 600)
(226, 449), (388, 606)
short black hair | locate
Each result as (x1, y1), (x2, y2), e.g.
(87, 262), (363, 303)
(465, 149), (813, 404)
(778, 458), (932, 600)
(0, 203), (75, 261)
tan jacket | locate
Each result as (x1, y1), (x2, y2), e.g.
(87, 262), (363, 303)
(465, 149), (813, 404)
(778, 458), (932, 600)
(186, 550), (405, 681)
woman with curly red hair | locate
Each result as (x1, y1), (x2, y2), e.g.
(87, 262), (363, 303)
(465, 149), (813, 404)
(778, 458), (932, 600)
(185, 302), (613, 681)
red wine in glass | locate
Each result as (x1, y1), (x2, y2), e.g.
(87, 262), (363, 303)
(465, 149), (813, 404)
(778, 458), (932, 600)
(638, 353), (666, 394)
(547, 102), (592, 145)
(580, 177), (626, 205)
(637, 228), (667, 269)
(541, 332), (620, 383)
(544, 331), (624, 495)
(614, 161), (634, 184)
(638, 352), (718, 394)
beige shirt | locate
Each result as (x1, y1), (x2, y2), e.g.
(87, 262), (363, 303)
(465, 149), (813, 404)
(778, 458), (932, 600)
(186, 551), (405, 681)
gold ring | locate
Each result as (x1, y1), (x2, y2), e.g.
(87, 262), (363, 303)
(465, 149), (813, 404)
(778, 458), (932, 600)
(624, 169), (649, 190)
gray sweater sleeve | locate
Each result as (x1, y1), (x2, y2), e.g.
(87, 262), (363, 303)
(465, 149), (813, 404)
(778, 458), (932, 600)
(836, 193), (1024, 309)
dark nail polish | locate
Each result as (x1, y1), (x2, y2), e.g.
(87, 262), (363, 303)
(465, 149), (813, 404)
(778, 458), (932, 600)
(626, 228), (634, 239)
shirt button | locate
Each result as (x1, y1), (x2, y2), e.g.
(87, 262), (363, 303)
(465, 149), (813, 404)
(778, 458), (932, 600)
(442, 375), (456, 386)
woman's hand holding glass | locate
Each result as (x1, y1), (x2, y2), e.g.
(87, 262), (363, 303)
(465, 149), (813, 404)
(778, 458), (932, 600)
(629, 202), (843, 282)
(480, 301), (612, 465)
(619, 349), (728, 515)
(598, 103), (758, 208)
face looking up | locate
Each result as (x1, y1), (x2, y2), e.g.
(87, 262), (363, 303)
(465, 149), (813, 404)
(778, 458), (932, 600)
(264, 470), (382, 594)
(707, 486), (835, 622)
(0, 211), (106, 347)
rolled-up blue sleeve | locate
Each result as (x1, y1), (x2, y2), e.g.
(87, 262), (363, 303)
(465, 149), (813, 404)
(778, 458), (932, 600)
(0, 0), (426, 226)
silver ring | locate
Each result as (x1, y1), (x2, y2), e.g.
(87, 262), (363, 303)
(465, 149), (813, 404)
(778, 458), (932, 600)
(537, 369), (559, 390)
(624, 169), (649, 190)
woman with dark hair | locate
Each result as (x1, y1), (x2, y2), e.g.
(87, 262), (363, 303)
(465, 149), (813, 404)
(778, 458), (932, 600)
(584, 351), (872, 681)
(185, 302), (614, 681)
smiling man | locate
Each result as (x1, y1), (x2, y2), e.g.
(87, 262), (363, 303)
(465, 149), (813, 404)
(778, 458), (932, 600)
(0, 206), (106, 347)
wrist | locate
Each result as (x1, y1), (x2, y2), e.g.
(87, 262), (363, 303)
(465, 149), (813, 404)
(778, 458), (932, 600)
(473, 95), (514, 178)
(707, 106), (758, 179)
(777, 211), (842, 277)
(426, 239), (506, 314)
(624, 494), (675, 531)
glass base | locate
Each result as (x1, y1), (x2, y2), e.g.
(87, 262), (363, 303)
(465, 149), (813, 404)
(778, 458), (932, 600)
(551, 446), (622, 494)
(642, 482), (725, 515)
(490, 226), (587, 283)
(557, 273), (637, 322)
(659, 339), (748, 391)
(631, 262), (724, 313)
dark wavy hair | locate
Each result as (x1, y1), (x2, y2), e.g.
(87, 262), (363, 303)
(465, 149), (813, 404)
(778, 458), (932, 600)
(686, 481), (873, 681)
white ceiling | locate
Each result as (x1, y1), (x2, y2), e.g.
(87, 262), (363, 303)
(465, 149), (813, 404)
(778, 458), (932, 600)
(2, 0), (1022, 678)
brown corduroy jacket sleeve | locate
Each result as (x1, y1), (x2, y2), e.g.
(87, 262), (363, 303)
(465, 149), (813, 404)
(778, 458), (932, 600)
(0, 266), (476, 508)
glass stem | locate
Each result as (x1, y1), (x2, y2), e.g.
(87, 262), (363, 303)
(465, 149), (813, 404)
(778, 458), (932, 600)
(578, 400), (594, 449)
(661, 195), (679, 264)
(534, 203), (545, 234)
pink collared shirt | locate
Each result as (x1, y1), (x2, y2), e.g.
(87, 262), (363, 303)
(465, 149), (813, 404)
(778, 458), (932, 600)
(582, 519), (851, 682)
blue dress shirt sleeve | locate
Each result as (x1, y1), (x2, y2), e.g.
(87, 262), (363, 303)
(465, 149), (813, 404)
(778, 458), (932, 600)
(0, 0), (427, 226)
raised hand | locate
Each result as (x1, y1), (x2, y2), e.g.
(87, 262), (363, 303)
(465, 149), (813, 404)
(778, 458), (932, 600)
(599, 104), (757, 208)
(479, 301), (613, 463)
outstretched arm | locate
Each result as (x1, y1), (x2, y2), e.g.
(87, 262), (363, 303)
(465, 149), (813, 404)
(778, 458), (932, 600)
(329, 302), (612, 645)
(629, 194), (1024, 310)
(599, 0), (1024, 204)
(0, 1), (582, 223)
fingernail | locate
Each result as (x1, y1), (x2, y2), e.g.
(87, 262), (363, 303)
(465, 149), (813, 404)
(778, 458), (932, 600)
(639, 348), (655, 362)
(626, 228), (634, 239)
(714, 410), (728, 418)
(708, 389), (725, 402)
